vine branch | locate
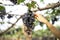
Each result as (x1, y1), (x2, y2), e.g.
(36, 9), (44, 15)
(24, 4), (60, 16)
(0, 15), (23, 36)
(33, 2), (60, 12)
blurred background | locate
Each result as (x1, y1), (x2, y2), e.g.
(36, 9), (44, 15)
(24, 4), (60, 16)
(0, 0), (60, 40)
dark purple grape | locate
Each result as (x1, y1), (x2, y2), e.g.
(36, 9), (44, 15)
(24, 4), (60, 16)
(7, 14), (13, 19)
(52, 20), (55, 24)
(0, 15), (5, 20)
(52, 17), (58, 24)
(54, 17), (58, 21)
(39, 22), (43, 26)
(10, 0), (17, 4)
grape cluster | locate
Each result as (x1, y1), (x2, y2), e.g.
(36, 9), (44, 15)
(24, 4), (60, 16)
(22, 10), (35, 29)
(10, 0), (17, 4)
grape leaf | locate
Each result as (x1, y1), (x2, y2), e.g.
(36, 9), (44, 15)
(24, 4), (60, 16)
(26, 1), (36, 9)
(26, 3), (32, 9)
(31, 1), (36, 8)
(40, 0), (43, 2)
(55, 10), (60, 15)
(0, 6), (5, 10)
(17, 0), (25, 4)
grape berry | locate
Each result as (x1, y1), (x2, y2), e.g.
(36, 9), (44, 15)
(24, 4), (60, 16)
(52, 17), (58, 24)
(0, 15), (5, 20)
(7, 14), (13, 19)
(10, 0), (17, 4)
(0, 8), (6, 20)
(22, 10), (35, 29)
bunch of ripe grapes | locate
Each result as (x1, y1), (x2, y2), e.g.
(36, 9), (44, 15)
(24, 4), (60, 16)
(22, 10), (35, 29)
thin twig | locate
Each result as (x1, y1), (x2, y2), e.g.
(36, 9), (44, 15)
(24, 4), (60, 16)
(0, 15), (23, 36)
(33, 2), (60, 12)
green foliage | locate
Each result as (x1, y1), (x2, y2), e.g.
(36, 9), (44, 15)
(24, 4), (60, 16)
(51, 9), (57, 16)
(17, 0), (25, 4)
(39, 22), (44, 27)
(55, 26), (60, 30)
(26, 3), (32, 9)
(2, 27), (24, 38)
(55, 10), (60, 15)
(0, 22), (5, 24)
(48, 9), (60, 16)
(34, 19), (39, 26)
(32, 29), (52, 37)
(26, 1), (36, 9)
(34, 19), (44, 27)
(40, 0), (43, 2)
(3, 27), (22, 35)
(31, 1), (36, 8)
(45, 8), (60, 23)
(0, 6), (5, 10)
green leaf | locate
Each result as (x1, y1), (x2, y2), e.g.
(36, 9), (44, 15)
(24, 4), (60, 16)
(26, 3), (32, 9)
(31, 1), (36, 8)
(0, 6), (5, 10)
(39, 22), (44, 27)
(40, 0), (43, 2)
(34, 19), (39, 26)
(51, 9), (55, 14)
(56, 10), (60, 15)
(51, 9), (60, 16)
(26, 1), (36, 9)
(17, 0), (25, 4)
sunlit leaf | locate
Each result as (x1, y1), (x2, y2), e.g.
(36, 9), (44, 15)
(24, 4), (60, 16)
(40, 0), (43, 2)
(26, 3), (32, 9)
(51, 9), (60, 16)
(17, 0), (25, 4)
(31, 1), (36, 8)
(34, 19), (39, 26)
(0, 6), (5, 10)
(26, 1), (36, 9)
